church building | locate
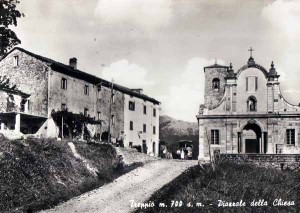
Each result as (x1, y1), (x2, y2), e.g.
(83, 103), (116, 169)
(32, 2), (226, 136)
(197, 48), (300, 160)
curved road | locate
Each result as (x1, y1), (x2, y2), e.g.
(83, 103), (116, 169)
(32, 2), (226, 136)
(40, 159), (197, 213)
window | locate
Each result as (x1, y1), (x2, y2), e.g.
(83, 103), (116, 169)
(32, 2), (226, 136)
(20, 99), (27, 112)
(13, 56), (19, 67)
(143, 105), (147, 114)
(153, 126), (156, 134)
(286, 129), (295, 145)
(143, 124), (146, 133)
(84, 108), (89, 117)
(61, 78), (67, 90)
(129, 142), (133, 148)
(84, 85), (89, 96)
(211, 130), (219, 145)
(129, 101), (135, 111)
(153, 108), (156, 117)
(246, 76), (258, 92)
(97, 111), (101, 120)
(247, 96), (257, 112)
(212, 78), (220, 91)
(61, 103), (66, 111)
(130, 121), (133, 130)
(111, 115), (115, 125)
(255, 76), (258, 91)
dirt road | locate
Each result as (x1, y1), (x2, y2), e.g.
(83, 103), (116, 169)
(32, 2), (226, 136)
(40, 159), (197, 213)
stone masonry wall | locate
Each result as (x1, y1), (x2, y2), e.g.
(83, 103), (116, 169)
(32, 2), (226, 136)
(221, 154), (300, 170)
(204, 67), (227, 109)
(0, 49), (48, 117)
(48, 70), (124, 141)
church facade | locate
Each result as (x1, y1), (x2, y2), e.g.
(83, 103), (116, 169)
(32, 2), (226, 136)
(197, 50), (300, 161)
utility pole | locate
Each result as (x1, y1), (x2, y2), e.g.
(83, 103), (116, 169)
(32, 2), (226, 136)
(61, 114), (64, 139)
(95, 81), (102, 141)
(108, 78), (114, 143)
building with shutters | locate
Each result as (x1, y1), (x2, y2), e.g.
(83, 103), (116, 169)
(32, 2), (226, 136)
(0, 47), (160, 156)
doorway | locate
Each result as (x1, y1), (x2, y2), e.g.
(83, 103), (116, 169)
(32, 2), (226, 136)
(240, 122), (263, 153)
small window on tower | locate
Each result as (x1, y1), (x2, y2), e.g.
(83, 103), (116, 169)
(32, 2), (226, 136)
(212, 78), (220, 91)
(84, 85), (89, 96)
(13, 56), (19, 67)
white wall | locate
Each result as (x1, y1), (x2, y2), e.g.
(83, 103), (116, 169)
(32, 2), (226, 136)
(236, 68), (268, 113)
(123, 94), (159, 156)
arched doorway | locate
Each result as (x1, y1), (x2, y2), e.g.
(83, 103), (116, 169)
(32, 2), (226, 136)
(241, 123), (262, 153)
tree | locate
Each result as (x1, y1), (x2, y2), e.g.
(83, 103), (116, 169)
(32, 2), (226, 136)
(0, 0), (24, 56)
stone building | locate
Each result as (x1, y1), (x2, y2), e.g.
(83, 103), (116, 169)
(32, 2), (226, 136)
(197, 50), (300, 160)
(0, 47), (160, 156)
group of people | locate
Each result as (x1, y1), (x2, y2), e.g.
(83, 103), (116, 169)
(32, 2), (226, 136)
(160, 147), (193, 160)
(162, 148), (173, 159)
(176, 147), (193, 160)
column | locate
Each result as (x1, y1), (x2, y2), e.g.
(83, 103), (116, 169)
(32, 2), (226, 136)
(198, 119), (209, 161)
(266, 123), (273, 154)
(15, 113), (21, 133)
(259, 137), (262, 153)
(226, 122), (233, 153)
(261, 132), (265, 153)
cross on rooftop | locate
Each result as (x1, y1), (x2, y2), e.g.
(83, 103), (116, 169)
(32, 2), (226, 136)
(248, 47), (254, 57)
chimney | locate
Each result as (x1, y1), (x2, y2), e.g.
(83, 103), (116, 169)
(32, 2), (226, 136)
(69, 57), (77, 69)
(131, 89), (143, 94)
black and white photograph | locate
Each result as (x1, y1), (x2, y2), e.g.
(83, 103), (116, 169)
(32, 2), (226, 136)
(0, 0), (300, 212)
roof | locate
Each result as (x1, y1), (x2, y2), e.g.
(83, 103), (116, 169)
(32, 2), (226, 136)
(1, 47), (160, 104)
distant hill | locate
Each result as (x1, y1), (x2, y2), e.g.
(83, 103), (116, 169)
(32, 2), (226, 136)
(159, 115), (198, 145)
(159, 115), (199, 158)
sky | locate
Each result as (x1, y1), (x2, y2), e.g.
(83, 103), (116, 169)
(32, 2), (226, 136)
(12, 0), (300, 122)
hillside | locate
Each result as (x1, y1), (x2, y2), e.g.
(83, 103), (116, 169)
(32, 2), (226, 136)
(0, 138), (138, 213)
(159, 115), (198, 143)
(159, 115), (199, 158)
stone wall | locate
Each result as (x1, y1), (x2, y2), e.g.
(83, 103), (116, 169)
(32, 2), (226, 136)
(97, 85), (125, 141)
(204, 67), (227, 109)
(0, 49), (48, 117)
(48, 70), (125, 140)
(221, 154), (300, 170)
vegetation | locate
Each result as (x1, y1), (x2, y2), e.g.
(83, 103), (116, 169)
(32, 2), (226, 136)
(0, 0), (24, 56)
(137, 161), (300, 213)
(51, 109), (102, 139)
(0, 137), (132, 212)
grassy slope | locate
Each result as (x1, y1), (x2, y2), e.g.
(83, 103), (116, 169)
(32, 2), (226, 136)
(0, 138), (127, 213)
(137, 161), (300, 213)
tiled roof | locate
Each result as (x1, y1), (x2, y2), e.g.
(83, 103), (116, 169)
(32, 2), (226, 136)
(2, 47), (160, 104)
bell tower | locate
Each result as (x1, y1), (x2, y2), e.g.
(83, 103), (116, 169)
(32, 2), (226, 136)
(203, 61), (229, 109)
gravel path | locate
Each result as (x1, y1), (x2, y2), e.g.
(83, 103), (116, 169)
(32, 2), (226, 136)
(40, 159), (197, 213)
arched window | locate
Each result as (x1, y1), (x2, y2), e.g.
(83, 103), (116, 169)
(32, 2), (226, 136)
(212, 78), (220, 91)
(247, 96), (257, 112)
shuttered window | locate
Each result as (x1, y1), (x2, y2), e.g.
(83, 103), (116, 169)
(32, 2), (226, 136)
(286, 129), (295, 145)
(211, 130), (220, 145)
